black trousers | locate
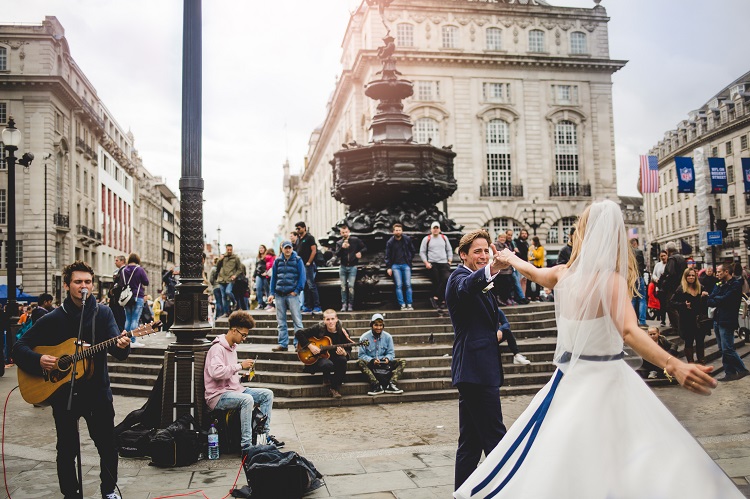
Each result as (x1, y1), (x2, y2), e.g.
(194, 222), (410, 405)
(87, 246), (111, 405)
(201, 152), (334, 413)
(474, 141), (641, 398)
(307, 353), (348, 390)
(52, 396), (118, 498)
(504, 329), (520, 355)
(428, 263), (452, 302)
(455, 383), (507, 491)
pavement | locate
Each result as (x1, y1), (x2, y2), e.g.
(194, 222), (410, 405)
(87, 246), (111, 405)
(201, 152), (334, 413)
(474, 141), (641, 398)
(2, 353), (750, 498)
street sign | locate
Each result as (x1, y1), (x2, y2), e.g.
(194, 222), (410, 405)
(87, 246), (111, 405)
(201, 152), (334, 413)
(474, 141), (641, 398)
(707, 231), (723, 246)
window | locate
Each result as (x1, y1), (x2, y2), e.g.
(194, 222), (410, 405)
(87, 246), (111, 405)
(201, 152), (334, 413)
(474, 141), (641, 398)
(442, 26), (458, 49)
(55, 111), (62, 132)
(76, 164), (81, 190)
(482, 82), (511, 103)
(554, 120), (579, 188)
(0, 47), (6, 71)
(91, 174), (95, 198)
(671, 213), (675, 232)
(414, 117), (440, 146)
(695, 206), (698, 222)
(83, 170), (88, 194)
(0, 142), (5, 170)
(730, 195), (737, 218)
(685, 208), (690, 226)
(529, 30), (545, 52)
(728, 164), (735, 184)
(741, 134), (748, 150)
(486, 27), (502, 50)
(570, 32), (587, 54)
(396, 23), (414, 47)
(483, 218), (523, 239)
(416, 80), (440, 101)
(726, 141), (733, 156)
(486, 120), (512, 196)
(711, 146), (718, 157)
(0, 102), (6, 124)
(0, 189), (5, 224)
(4, 241), (22, 269)
(547, 217), (577, 245)
(553, 84), (579, 105)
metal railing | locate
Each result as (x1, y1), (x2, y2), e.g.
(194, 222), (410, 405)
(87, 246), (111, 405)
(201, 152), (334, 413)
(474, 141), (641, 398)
(53, 212), (70, 228)
(480, 183), (524, 198)
(549, 182), (591, 197)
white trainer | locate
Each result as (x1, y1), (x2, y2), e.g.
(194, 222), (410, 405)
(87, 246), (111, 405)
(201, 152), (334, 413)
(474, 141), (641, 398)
(513, 353), (531, 365)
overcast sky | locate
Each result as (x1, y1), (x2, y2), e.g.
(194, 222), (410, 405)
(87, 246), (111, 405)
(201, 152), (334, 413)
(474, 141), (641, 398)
(6, 0), (749, 253)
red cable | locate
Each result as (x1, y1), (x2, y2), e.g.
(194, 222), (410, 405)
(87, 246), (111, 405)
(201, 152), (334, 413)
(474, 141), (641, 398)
(152, 453), (248, 499)
(3, 385), (19, 499)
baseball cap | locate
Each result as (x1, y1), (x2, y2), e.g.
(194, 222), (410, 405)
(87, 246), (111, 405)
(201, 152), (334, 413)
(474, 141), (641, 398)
(281, 240), (293, 249)
(370, 313), (385, 326)
(431, 221), (440, 229)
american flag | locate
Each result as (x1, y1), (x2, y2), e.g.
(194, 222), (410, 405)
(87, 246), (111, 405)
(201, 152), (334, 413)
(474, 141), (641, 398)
(640, 155), (659, 193)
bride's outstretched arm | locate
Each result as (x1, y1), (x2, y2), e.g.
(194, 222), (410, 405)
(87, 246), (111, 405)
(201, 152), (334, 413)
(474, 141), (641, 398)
(612, 276), (718, 395)
(494, 248), (565, 289)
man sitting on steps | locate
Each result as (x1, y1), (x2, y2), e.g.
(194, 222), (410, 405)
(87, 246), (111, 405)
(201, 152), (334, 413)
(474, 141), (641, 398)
(357, 313), (406, 395)
(295, 309), (353, 398)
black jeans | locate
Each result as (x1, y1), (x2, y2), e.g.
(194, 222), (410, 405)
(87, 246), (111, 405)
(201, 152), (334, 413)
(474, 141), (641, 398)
(455, 383), (507, 490)
(428, 263), (452, 302)
(305, 353), (347, 390)
(52, 396), (118, 498)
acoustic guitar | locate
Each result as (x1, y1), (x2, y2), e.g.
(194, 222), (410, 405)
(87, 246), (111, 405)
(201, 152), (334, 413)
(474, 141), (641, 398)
(296, 336), (369, 366)
(17, 321), (162, 405)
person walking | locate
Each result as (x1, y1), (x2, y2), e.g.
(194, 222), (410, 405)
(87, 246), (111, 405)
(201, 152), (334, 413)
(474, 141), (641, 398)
(109, 255), (127, 331)
(121, 253), (149, 347)
(254, 245), (269, 310)
(658, 241), (687, 332)
(217, 244), (243, 316)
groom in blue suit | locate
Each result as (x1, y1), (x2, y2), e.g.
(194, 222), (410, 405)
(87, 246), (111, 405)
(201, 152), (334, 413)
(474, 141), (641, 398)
(446, 229), (508, 490)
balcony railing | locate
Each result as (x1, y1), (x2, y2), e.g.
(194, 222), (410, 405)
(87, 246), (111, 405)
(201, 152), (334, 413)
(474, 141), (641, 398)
(549, 182), (591, 197)
(76, 224), (102, 245)
(53, 212), (70, 229)
(480, 183), (524, 198)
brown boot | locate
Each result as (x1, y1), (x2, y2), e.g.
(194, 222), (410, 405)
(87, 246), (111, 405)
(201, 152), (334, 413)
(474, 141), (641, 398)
(684, 346), (694, 363)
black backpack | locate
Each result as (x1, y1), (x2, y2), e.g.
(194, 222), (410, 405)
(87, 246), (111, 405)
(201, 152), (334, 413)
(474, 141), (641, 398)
(116, 424), (155, 458)
(149, 414), (203, 467)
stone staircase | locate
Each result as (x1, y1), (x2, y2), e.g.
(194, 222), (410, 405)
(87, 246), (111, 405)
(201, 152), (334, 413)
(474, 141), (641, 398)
(108, 302), (747, 409)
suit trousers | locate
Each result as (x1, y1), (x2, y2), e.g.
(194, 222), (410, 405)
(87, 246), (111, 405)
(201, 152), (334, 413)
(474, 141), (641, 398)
(455, 382), (507, 490)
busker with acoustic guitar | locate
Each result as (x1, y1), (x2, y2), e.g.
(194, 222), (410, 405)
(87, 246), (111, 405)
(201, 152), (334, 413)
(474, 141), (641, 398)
(295, 309), (352, 398)
(14, 260), (131, 499)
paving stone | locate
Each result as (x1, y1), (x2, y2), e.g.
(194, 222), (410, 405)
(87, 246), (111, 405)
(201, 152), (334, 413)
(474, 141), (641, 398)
(393, 484), (454, 498)
(358, 453), (429, 473)
(403, 465), (454, 488)
(325, 470), (416, 496)
(315, 458), (367, 476)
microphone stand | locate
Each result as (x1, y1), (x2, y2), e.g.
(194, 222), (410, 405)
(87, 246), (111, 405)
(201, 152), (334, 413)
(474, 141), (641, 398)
(66, 289), (88, 498)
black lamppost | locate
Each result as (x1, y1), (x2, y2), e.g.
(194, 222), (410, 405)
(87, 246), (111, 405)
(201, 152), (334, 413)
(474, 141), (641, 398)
(522, 200), (548, 236)
(43, 154), (52, 294)
(2, 117), (34, 344)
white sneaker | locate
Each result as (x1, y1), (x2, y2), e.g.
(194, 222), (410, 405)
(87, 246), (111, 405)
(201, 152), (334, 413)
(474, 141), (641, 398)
(131, 341), (147, 348)
(648, 371), (658, 379)
(513, 353), (531, 365)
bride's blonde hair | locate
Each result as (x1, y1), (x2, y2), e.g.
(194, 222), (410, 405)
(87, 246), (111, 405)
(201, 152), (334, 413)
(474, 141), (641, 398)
(566, 204), (639, 297)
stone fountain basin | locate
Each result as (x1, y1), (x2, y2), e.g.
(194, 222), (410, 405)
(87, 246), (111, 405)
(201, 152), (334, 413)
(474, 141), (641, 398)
(365, 78), (414, 101)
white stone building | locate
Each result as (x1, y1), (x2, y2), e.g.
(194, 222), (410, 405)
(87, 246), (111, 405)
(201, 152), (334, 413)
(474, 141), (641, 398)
(283, 0), (625, 259)
(645, 70), (750, 266)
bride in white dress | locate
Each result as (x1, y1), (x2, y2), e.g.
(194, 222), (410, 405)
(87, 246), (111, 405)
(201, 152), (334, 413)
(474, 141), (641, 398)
(455, 200), (743, 499)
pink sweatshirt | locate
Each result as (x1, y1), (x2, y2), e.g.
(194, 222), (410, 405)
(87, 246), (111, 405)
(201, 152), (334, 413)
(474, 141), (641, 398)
(204, 334), (244, 410)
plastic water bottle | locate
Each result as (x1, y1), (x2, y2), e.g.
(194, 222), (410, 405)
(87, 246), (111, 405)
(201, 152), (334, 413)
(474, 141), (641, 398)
(208, 424), (220, 460)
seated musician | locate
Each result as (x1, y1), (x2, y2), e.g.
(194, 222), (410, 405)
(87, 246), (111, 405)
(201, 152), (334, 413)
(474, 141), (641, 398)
(358, 313), (406, 395)
(204, 310), (284, 452)
(295, 309), (352, 398)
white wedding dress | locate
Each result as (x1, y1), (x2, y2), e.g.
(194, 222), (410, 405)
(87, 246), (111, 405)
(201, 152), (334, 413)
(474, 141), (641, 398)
(455, 201), (743, 499)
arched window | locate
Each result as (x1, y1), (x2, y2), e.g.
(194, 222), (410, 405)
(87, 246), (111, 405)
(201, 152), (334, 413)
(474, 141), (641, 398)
(570, 32), (587, 54)
(547, 216), (577, 245)
(486, 27), (502, 51)
(528, 30), (545, 53)
(442, 25), (459, 49)
(397, 23), (414, 47)
(486, 119), (512, 196)
(554, 120), (579, 193)
(483, 218), (524, 240)
(414, 117), (440, 146)
(0, 47), (7, 71)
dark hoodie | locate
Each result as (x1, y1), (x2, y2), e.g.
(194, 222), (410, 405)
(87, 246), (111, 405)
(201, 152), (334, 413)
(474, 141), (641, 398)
(14, 294), (129, 404)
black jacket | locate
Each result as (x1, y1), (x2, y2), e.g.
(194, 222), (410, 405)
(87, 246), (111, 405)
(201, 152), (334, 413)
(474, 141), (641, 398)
(659, 253), (687, 295)
(513, 238), (530, 263)
(556, 244), (572, 265)
(13, 295), (129, 404)
(335, 236), (367, 267)
(707, 277), (743, 328)
(385, 234), (414, 268)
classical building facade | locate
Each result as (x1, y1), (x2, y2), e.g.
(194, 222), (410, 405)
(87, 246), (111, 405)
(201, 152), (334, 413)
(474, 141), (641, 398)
(645, 70), (750, 266)
(283, 0), (625, 258)
(0, 16), (178, 301)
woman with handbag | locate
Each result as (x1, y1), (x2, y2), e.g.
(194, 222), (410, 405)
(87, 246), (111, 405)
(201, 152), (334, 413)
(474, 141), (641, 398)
(120, 253), (150, 346)
(671, 268), (706, 364)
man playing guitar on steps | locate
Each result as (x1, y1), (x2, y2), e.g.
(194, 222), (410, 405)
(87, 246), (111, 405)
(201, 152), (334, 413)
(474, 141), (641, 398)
(14, 260), (131, 499)
(295, 309), (352, 398)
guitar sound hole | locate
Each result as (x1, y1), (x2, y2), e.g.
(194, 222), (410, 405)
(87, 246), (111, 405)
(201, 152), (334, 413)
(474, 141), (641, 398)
(57, 356), (72, 371)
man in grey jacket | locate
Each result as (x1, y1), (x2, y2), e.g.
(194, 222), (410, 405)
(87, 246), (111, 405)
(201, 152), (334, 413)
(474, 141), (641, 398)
(420, 221), (453, 310)
(217, 244), (244, 317)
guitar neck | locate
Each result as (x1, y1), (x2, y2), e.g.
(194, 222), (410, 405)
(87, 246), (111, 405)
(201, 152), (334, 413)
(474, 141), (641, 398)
(318, 342), (358, 352)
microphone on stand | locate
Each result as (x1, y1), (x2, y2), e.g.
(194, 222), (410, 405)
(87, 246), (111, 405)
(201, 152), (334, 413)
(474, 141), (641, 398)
(81, 288), (89, 301)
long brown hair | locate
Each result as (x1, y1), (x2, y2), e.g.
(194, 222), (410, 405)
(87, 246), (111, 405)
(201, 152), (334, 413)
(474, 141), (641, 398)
(680, 268), (701, 296)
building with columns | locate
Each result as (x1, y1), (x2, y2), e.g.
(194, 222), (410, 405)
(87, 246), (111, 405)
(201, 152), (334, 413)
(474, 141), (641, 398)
(283, 0), (625, 259)
(644, 70), (750, 267)
(0, 16), (178, 301)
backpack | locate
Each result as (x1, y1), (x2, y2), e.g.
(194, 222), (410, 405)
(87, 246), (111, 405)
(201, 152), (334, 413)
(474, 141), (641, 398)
(425, 234), (450, 261)
(118, 266), (140, 307)
(116, 424), (156, 458)
(149, 414), (203, 467)
(243, 446), (323, 498)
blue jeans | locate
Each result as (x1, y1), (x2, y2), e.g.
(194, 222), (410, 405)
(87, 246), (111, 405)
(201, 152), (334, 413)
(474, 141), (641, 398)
(391, 264), (412, 306)
(219, 282), (235, 315)
(512, 269), (526, 301)
(714, 323), (749, 376)
(340, 266), (357, 306)
(212, 287), (225, 317)
(631, 277), (647, 325)
(125, 297), (144, 338)
(213, 387), (274, 451)
(274, 294), (303, 348)
(303, 264), (320, 310)
(255, 276), (268, 307)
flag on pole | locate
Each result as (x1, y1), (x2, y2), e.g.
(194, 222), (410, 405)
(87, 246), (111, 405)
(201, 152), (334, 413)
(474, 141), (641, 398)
(639, 155), (659, 193)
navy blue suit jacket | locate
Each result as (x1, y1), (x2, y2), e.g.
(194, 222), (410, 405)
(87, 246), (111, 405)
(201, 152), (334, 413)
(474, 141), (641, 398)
(446, 264), (503, 387)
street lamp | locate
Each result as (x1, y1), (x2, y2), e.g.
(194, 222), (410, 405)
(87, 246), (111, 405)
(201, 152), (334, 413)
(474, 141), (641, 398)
(2, 117), (34, 347)
(522, 200), (548, 236)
